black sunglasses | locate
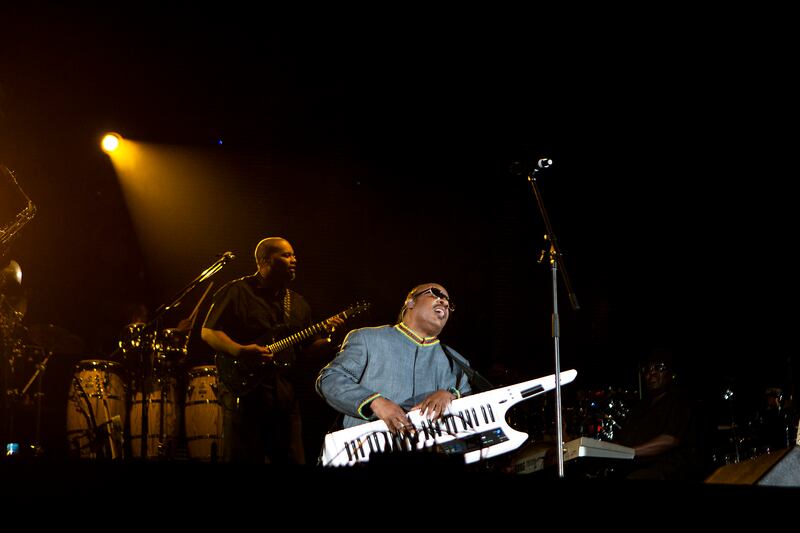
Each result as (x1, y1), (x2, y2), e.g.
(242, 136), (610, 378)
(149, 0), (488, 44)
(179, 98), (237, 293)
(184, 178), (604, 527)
(412, 287), (455, 312)
(643, 362), (669, 374)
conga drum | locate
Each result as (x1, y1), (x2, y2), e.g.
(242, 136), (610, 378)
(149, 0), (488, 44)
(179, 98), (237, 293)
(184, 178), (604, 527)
(129, 376), (179, 458)
(184, 365), (223, 460)
(66, 360), (127, 459)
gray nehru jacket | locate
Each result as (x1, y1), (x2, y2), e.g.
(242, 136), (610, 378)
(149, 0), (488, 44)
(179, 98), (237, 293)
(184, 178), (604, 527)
(316, 325), (472, 429)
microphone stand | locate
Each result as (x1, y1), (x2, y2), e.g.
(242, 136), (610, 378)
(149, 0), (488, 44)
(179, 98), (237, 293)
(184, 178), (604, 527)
(526, 160), (580, 478)
(118, 252), (235, 459)
(150, 252), (235, 322)
(441, 343), (494, 392)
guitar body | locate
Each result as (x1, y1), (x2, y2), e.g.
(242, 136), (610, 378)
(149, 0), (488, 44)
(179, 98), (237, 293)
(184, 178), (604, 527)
(215, 350), (279, 397)
(216, 301), (370, 396)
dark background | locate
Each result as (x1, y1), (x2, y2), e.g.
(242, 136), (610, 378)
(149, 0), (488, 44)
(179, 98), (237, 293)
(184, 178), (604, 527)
(1, 7), (797, 460)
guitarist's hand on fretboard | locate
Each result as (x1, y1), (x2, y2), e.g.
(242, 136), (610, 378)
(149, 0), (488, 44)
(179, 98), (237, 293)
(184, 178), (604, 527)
(323, 316), (346, 338)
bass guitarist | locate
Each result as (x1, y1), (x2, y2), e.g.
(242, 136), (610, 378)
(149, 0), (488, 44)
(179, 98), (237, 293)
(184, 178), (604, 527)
(201, 237), (344, 465)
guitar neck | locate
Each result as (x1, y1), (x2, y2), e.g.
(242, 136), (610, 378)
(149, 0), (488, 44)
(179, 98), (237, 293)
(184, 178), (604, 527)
(266, 310), (347, 353)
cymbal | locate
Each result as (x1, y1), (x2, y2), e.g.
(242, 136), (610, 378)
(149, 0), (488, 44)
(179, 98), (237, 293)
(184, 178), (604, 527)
(1, 260), (23, 291)
(27, 323), (85, 354)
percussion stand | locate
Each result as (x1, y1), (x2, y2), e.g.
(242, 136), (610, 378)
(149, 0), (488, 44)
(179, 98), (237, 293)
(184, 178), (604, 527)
(19, 348), (51, 456)
(96, 376), (123, 459)
(68, 363), (120, 459)
(158, 373), (168, 457)
(69, 374), (100, 457)
(137, 326), (157, 459)
(151, 355), (170, 458)
(525, 159), (581, 478)
(1, 336), (17, 453)
(1, 298), (21, 453)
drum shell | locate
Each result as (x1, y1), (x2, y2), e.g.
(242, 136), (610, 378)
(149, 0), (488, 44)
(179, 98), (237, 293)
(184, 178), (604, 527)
(129, 377), (179, 458)
(184, 365), (223, 460)
(65, 360), (127, 459)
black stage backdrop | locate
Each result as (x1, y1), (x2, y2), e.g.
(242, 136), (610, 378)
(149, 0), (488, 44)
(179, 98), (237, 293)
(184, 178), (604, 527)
(1, 7), (797, 461)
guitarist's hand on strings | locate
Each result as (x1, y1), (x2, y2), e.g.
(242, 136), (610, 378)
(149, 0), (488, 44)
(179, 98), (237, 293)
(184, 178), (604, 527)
(201, 328), (272, 361)
(238, 343), (273, 360)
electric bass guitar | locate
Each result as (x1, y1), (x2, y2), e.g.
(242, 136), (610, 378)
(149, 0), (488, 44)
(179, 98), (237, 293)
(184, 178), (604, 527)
(216, 301), (370, 395)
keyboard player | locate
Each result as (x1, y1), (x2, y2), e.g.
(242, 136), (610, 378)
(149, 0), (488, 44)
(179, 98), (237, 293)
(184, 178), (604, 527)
(609, 347), (703, 480)
(315, 283), (472, 445)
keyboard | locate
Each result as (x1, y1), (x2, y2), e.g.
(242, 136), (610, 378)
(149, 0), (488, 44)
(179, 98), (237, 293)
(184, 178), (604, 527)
(563, 437), (635, 461)
(320, 369), (577, 467)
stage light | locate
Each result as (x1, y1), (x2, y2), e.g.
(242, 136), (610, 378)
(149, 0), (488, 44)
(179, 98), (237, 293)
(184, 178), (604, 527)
(101, 132), (122, 153)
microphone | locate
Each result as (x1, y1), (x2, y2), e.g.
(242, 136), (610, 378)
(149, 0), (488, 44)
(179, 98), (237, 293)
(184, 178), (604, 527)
(509, 157), (553, 175)
(220, 251), (236, 261)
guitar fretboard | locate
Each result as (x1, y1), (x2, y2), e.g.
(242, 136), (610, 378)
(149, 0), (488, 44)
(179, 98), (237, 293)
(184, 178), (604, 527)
(267, 321), (332, 352)
(265, 304), (367, 354)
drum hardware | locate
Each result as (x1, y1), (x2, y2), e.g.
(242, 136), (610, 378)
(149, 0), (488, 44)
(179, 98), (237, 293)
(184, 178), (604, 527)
(568, 386), (634, 442)
(721, 386), (742, 464)
(67, 374), (103, 457)
(109, 255), (227, 459)
(119, 325), (183, 460)
(129, 375), (179, 459)
(153, 328), (189, 369)
(4, 321), (85, 457)
(67, 360), (126, 459)
(27, 323), (85, 355)
(19, 350), (50, 456)
(1, 260), (28, 454)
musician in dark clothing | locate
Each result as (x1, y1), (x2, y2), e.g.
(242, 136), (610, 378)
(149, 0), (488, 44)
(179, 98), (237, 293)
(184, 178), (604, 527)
(612, 348), (701, 480)
(201, 237), (342, 464)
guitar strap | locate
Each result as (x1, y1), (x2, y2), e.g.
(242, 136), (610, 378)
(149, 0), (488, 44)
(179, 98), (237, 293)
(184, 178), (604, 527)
(282, 289), (291, 325)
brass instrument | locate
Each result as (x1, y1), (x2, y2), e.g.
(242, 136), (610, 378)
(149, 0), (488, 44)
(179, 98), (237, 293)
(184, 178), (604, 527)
(1, 164), (37, 259)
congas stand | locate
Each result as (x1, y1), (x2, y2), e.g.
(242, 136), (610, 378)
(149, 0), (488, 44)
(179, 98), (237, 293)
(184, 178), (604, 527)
(130, 364), (179, 460)
(130, 327), (158, 460)
(116, 321), (157, 459)
(120, 322), (181, 460)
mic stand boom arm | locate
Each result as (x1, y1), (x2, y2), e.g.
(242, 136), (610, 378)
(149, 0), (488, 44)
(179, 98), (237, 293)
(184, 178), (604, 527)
(150, 251), (235, 322)
(526, 161), (580, 479)
(106, 252), (235, 362)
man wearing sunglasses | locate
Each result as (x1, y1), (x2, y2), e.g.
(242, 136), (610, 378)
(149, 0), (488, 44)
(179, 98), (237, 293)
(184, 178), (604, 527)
(610, 347), (702, 480)
(316, 283), (471, 438)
